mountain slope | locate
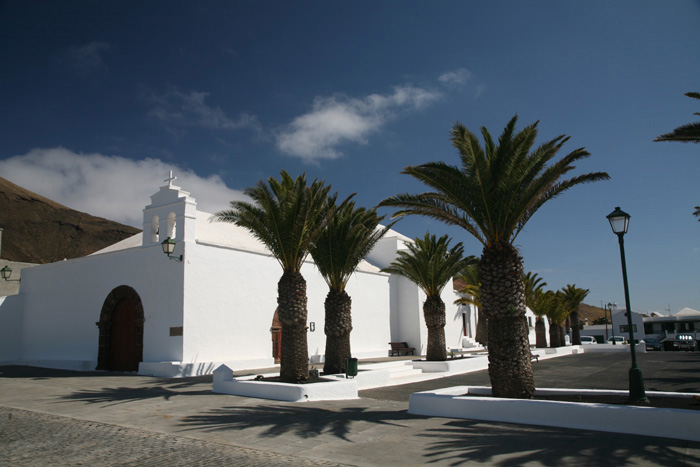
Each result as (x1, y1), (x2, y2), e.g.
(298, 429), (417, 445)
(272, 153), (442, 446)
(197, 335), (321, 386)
(0, 176), (141, 263)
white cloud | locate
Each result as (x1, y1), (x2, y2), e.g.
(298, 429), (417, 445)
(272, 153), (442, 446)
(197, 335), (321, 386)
(0, 148), (247, 227)
(147, 89), (261, 133)
(438, 68), (472, 86)
(276, 85), (442, 162)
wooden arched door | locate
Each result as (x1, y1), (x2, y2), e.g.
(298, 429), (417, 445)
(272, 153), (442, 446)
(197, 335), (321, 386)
(96, 286), (144, 372)
(271, 308), (282, 364)
(109, 298), (140, 371)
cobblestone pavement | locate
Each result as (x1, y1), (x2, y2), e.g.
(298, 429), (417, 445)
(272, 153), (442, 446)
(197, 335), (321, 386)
(1, 353), (700, 466)
(0, 408), (348, 467)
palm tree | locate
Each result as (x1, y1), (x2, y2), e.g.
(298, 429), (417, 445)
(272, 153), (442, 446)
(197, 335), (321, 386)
(382, 233), (467, 361)
(310, 201), (392, 374)
(379, 115), (610, 398)
(454, 259), (487, 346)
(529, 289), (551, 348)
(524, 272), (547, 348)
(654, 92), (700, 143)
(544, 291), (569, 348)
(214, 171), (337, 383)
(560, 284), (590, 345)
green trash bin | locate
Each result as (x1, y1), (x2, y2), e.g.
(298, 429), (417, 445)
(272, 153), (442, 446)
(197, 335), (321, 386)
(345, 357), (358, 379)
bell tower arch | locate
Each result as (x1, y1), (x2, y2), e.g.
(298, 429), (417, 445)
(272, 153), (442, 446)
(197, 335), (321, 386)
(141, 171), (197, 248)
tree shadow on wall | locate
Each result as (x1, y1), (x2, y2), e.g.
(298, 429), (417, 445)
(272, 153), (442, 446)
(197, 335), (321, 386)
(419, 419), (698, 466)
(178, 404), (419, 442)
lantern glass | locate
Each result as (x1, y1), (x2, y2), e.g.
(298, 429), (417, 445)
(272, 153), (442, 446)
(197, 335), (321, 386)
(161, 237), (176, 255)
(607, 207), (630, 235)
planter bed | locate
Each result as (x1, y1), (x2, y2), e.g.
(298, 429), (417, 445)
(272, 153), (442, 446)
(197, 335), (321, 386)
(409, 386), (700, 442)
(411, 355), (488, 374)
(213, 365), (358, 402)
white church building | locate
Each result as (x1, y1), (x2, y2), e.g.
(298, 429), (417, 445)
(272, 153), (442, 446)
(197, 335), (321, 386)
(0, 178), (539, 377)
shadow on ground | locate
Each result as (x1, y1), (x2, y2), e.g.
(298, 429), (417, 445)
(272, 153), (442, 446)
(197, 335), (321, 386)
(178, 404), (418, 441)
(59, 385), (213, 406)
(419, 419), (698, 466)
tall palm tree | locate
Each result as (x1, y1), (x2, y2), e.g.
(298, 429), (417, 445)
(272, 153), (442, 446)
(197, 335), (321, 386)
(529, 289), (551, 348)
(311, 201), (392, 374)
(454, 259), (487, 346)
(382, 233), (467, 361)
(544, 291), (569, 348)
(524, 272), (547, 348)
(654, 92), (700, 143)
(379, 115), (609, 398)
(214, 171), (337, 383)
(560, 284), (590, 345)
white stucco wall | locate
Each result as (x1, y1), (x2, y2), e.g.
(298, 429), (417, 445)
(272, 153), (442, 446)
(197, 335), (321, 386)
(11, 243), (185, 370)
(0, 295), (23, 363)
(182, 239), (392, 370)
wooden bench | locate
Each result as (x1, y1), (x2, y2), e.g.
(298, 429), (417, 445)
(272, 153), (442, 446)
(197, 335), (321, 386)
(530, 351), (539, 363)
(389, 342), (415, 356)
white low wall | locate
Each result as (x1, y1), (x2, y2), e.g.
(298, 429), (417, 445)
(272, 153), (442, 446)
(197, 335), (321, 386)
(212, 365), (358, 402)
(411, 355), (489, 374)
(581, 343), (642, 353)
(409, 386), (700, 442)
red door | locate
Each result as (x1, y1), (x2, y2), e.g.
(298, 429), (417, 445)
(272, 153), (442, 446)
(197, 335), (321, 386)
(109, 298), (139, 371)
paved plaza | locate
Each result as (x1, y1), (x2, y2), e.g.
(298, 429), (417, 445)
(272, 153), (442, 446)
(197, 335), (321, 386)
(1, 352), (699, 466)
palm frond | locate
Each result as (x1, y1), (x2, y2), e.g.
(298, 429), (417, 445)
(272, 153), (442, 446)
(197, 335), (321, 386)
(213, 171), (335, 272)
(311, 201), (394, 291)
(382, 233), (467, 297)
(380, 115), (609, 248)
(654, 91), (700, 143)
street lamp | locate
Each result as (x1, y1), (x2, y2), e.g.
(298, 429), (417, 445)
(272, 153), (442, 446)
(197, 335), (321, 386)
(606, 207), (648, 403)
(161, 237), (183, 262)
(1, 265), (20, 282)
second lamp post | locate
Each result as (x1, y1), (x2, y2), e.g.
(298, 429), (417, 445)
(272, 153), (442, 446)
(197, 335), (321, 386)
(606, 206), (648, 403)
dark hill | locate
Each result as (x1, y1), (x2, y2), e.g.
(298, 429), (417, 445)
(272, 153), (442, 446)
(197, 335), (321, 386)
(0, 176), (141, 263)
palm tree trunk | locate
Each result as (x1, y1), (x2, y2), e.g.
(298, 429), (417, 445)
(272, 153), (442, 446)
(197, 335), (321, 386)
(475, 308), (488, 346)
(570, 310), (581, 345)
(548, 319), (560, 347)
(478, 244), (535, 398)
(559, 324), (566, 347)
(323, 289), (352, 374)
(424, 295), (447, 361)
(535, 317), (547, 348)
(278, 269), (310, 383)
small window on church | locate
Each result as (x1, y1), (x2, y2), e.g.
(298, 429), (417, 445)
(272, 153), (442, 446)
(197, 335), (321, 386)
(167, 212), (176, 239)
(151, 215), (159, 242)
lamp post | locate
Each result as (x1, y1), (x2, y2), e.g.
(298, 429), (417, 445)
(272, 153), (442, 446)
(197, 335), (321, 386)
(606, 207), (647, 403)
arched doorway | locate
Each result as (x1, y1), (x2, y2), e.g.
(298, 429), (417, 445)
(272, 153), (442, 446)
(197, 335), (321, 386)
(271, 308), (282, 364)
(96, 286), (144, 371)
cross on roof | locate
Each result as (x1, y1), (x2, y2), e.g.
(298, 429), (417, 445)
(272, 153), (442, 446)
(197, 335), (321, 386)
(165, 170), (177, 187)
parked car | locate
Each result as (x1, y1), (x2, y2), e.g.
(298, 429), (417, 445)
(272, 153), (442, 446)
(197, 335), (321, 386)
(673, 334), (698, 351)
(580, 336), (597, 344)
(607, 336), (628, 344)
(642, 337), (662, 351)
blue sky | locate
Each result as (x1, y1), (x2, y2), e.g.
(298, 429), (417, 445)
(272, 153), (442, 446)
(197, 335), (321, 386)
(1, 1), (699, 314)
